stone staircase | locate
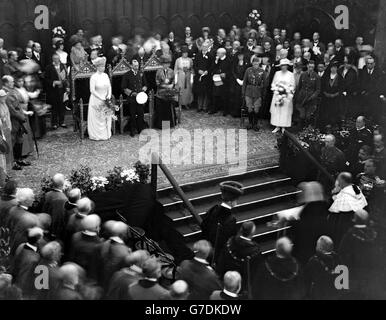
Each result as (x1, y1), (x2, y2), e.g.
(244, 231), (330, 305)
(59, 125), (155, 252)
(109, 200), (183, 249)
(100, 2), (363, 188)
(157, 165), (302, 255)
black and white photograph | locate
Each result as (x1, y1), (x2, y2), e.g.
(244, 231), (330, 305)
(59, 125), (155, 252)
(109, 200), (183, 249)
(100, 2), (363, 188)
(0, 0), (385, 307)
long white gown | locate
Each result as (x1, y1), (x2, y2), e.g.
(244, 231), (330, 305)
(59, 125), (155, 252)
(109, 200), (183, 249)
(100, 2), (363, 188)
(270, 70), (295, 128)
(88, 72), (112, 141)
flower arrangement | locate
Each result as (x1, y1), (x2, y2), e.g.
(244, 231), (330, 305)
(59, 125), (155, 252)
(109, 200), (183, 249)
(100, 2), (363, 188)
(272, 82), (294, 107)
(297, 126), (326, 150)
(120, 169), (140, 184)
(134, 161), (150, 184)
(52, 26), (66, 39)
(69, 165), (93, 195)
(40, 162), (151, 196)
(247, 9), (263, 27)
(91, 176), (109, 192)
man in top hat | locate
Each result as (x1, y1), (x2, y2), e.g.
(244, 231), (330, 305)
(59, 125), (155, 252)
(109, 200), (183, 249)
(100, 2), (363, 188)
(201, 181), (243, 263)
(121, 58), (148, 137)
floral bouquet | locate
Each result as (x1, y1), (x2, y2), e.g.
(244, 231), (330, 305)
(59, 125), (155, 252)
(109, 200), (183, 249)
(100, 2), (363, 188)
(52, 26), (66, 39)
(248, 9), (263, 27)
(91, 176), (109, 192)
(272, 82), (294, 107)
(104, 95), (120, 121)
(297, 126), (326, 150)
(120, 168), (140, 185)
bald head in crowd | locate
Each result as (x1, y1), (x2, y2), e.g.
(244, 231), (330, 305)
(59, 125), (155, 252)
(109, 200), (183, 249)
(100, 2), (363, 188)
(16, 188), (35, 207)
(68, 188), (81, 204)
(316, 236), (334, 254)
(276, 237), (293, 258)
(124, 250), (150, 268)
(52, 173), (65, 190)
(337, 172), (353, 187)
(169, 280), (189, 300)
(354, 209), (369, 224)
(109, 221), (128, 239)
(142, 257), (162, 279)
(193, 240), (212, 260)
(324, 134), (336, 148)
(81, 214), (101, 235)
(77, 197), (93, 215)
(59, 263), (81, 287)
(223, 271), (242, 294)
(41, 241), (62, 263)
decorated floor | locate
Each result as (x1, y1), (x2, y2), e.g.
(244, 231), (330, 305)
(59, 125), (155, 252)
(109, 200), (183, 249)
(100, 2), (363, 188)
(11, 110), (279, 192)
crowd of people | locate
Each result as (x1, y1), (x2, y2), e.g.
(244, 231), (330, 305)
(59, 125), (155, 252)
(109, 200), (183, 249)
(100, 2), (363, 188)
(0, 20), (385, 164)
(0, 160), (385, 300)
(0, 18), (385, 300)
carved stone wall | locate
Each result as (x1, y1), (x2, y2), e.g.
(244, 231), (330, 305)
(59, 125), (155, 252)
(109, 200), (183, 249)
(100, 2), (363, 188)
(0, 0), (381, 49)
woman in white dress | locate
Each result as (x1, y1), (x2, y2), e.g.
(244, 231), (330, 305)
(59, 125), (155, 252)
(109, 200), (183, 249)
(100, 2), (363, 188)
(174, 46), (194, 108)
(270, 59), (295, 133)
(87, 57), (113, 141)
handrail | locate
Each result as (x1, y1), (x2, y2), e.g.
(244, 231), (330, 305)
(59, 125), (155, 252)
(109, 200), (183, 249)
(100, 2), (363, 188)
(283, 130), (335, 184)
(151, 153), (202, 225)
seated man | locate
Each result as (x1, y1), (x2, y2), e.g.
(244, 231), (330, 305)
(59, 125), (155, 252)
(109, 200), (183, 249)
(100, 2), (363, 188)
(349, 145), (372, 178)
(121, 58), (148, 137)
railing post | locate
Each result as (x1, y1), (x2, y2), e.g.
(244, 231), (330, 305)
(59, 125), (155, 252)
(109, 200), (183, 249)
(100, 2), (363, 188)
(153, 153), (202, 225)
(151, 162), (158, 200)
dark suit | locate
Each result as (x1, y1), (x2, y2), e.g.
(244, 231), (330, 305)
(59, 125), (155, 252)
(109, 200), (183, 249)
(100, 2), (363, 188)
(0, 195), (17, 228)
(97, 238), (131, 289)
(338, 66), (358, 119)
(359, 67), (382, 119)
(11, 244), (41, 298)
(106, 46), (122, 67)
(70, 232), (102, 280)
(252, 255), (305, 300)
(4, 87), (26, 149)
(128, 279), (169, 300)
(106, 266), (143, 300)
(178, 258), (221, 300)
(32, 51), (46, 72)
(45, 63), (68, 127)
(7, 207), (39, 255)
(194, 51), (213, 111)
(52, 286), (83, 300)
(201, 204), (237, 262)
(216, 236), (263, 286)
(43, 189), (68, 239)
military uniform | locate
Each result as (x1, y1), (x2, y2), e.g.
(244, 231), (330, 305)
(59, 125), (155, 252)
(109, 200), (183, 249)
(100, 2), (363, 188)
(295, 70), (321, 124)
(242, 66), (266, 130)
(121, 69), (148, 136)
